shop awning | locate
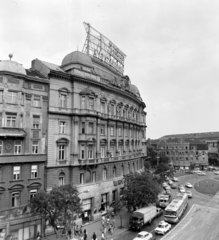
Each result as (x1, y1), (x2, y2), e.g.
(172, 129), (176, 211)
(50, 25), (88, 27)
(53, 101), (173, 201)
(0, 128), (26, 137)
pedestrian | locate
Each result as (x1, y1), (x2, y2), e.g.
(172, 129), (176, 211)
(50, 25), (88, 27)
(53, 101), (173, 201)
(83, 229), (87, 240)
(75, 225), (79, 236)
(111, 218), (115, 229)
(101, 232), (105, 240)
(79, 225), (83, 236)
(111, 211), (114, 218)
(106, 215), (110, 226)
(92, 232), (97, 240)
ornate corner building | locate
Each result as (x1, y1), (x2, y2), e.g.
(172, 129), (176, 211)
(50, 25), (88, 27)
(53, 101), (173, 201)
(32, 49), (147, 226)
(0, 60), (49, 238)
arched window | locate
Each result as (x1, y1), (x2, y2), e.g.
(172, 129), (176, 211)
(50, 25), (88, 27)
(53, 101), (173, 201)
(113, 166), (116, 178)
(59, 172), (65, 186)
(85, 170), (91, 183)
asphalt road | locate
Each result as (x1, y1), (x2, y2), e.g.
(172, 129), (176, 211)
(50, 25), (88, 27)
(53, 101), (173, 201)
(116, 171), (215, 240)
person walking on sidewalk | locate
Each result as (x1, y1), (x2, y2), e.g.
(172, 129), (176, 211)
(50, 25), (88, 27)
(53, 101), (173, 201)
(92, 232), (97, 240)
(83, 229), (87, 240)
(106, 215), (110, 226)
(101, 232), (105, 240)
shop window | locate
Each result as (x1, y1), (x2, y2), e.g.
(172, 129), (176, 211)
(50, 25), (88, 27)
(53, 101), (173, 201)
(6, 116), (16, 127)
(113, 166), (116, 178)
(30, 189), (37, 200)
(103, 168), (107, 180)
(32, 141), (39, 154)
(31, 165), (38, 178)
(59, 172), (65, 186)
(81, 122), (85, 134)
(8, 91), (18, 104)
(92, 172), (96, 182)
(13, 166), (20, 180)
(59, 121), (67, 133)
(12, 192), (20, 207)
(80, 173), (84, 184)
(0, 91), (3, 103)
(33, 115), (40, 129)
(85, 170), (91, 183)
(101, 148), (105, 158)
(14, 140), (22, 154)
(88, 123), (94, 134)
(33, 96), (40, 107)
(0, 141), (3, 155)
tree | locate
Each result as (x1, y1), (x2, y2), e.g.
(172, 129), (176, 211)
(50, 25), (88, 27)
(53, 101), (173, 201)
(144, 161), (151, 171)
(29, 184), (82, 239)
(154, 163), (174, 183)
(122, 171), (161, 212)
(113, 200), (124, 228)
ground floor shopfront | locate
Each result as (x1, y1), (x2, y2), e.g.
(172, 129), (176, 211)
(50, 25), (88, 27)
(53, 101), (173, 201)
(0, 217), (42, 240)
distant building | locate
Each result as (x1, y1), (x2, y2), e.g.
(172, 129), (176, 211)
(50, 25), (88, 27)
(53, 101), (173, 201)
(0, 58), (49, 238)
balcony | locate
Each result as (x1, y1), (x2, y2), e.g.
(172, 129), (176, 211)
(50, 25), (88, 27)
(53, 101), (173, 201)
(78, 159), (99, 165)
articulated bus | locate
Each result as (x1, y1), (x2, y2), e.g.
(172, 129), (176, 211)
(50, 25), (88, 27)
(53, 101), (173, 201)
(164, 193), (188, 223)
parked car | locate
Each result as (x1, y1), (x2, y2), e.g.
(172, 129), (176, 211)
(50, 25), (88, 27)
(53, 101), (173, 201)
(165, 185), (171, 191)
(155, 220), (171, 235)
(186, 190), (192, 198)
(133, 231), (153, 240)
(198, 171), (206, 176)
(214, 171), (219, 175)
(179, 187), (186, 193)
(185, 182), (193, 188)
(172, 177), (179, 182)
(171, 183), (177, 189)
(156, 208), (163, 217)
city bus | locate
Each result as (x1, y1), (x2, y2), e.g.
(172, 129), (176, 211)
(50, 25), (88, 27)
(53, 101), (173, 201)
(164, 192), (188, 223)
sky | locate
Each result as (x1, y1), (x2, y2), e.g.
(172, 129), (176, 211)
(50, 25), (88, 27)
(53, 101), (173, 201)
(1, 0), (219, 139)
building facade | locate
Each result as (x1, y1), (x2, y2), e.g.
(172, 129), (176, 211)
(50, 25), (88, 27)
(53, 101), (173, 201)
(32, 50), (147, 225)
(0, 59), (49, 240)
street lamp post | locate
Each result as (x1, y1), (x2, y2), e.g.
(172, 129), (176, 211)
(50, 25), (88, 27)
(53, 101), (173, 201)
(71, 190), (89, 240)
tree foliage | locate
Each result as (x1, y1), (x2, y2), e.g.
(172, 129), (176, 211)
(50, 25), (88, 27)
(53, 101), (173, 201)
(29, 184), (82, 236)
(144, 161), (151, 171)
(122, 171), (161, 212)
(154, 163), (174, 183)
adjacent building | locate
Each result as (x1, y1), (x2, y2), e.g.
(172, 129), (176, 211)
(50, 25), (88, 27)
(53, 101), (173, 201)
(0, 59), (49, 239)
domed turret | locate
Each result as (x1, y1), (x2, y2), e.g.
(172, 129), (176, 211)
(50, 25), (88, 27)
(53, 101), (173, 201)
(0, 60), (26, 75)
(61, 51), (93, 67)
(130, 84), (141, 97)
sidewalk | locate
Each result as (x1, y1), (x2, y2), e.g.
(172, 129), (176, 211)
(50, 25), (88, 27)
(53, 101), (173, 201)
(44, 208), (130, 240)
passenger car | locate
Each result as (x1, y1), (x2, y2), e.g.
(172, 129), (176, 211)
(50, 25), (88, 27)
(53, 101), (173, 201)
(133, 231), (153, 240)
(171, 183), (177, 189)
(172, 177), (179, 182)
(155, 220), (171, 235)
(214, 171), (219, 175)
(186, 190), (192, 198)
(179, 187), (186, 193)
(198, 171), (206, 176)
(185, 182), (193, 188)
(156, 208), (163, 217)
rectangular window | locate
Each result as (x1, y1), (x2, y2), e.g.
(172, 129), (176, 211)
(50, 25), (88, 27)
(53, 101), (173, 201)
(110, 147), (114, 157)
(80, 173), (84, 184)
(21, 93), (24, 105)
(110, 127), (114, 136)
(31, 165), (38, 178)
(7, 116), (16, 127)
(88, 123), (94, 134)
(14, 140), (22, 154)
(59, 121), (66, 133)
(118, 127), (122, 136)
(33, 115), (40, 129)
(81, 122), (85, 134)
(119, 147), (122, 156)
(0, 141), (2, 155)
(60, 94), (67, 108)
(12, 192), (20, 207)
(59, 145), (65, 160)
(81, 149), (85, 159)
(92, 172), (96, 182)
(81, 96), (86, 109)
(88, 147), (93, 159)
(88, 98), (94, 110)
(13, 166), (20, 180)
(8, 91), (18, 103)
(32, 141), (39, 154)
(101, 104), (105, 113)
(33, 96), (40, 107)
(103, 169), (107, 180)
(100, 125), (105, 135)
(30, 189), (37, 200)
(101, 148), (104, 158)
(0, 91), (3, 103)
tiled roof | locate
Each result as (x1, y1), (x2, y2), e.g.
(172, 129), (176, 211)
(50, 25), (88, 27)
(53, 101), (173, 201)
(160, 132), (219, 140)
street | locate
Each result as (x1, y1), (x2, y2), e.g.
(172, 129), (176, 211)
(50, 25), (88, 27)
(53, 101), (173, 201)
(115, 171), (214, 240)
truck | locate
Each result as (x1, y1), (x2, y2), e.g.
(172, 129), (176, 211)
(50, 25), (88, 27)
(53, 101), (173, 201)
(129, 206), (160, 230)
(157, 194), (172, 209)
